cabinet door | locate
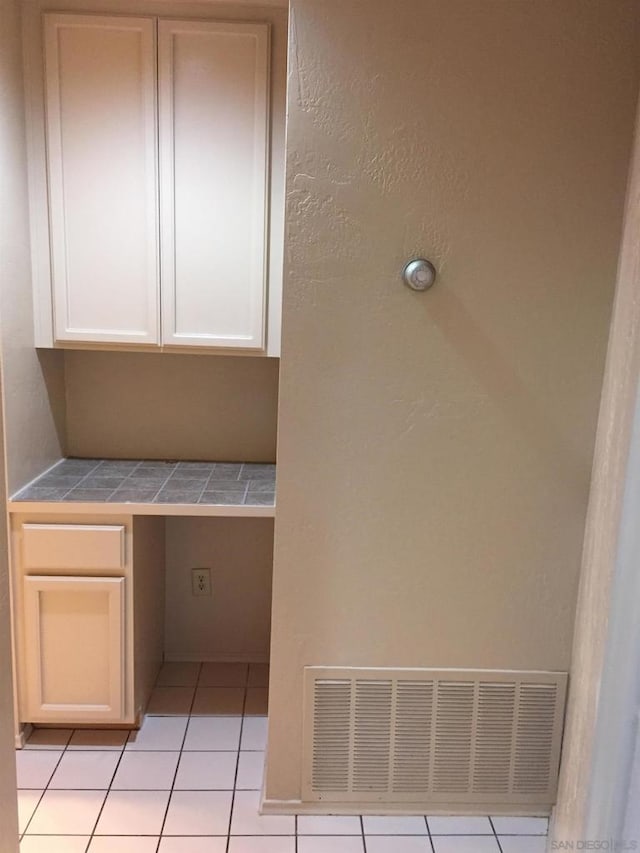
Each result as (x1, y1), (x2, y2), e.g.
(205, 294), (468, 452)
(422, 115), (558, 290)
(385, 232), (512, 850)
(44, 14), (159, 345)
(159, 20), (270, 350)
(23, 576), (125, 723)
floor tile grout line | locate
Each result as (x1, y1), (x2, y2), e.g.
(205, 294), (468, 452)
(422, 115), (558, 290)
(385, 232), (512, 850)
(105, 747), (243, 752)
(82, 727), (130, 851)
(489, 815), (504, 852)
(360, 814), (367, 853)
(20, 784), (261, 792)
(19, 787), (48, 838)
(425, 814), (436, 852)
(19, 730), (71, 837)
(155, 661), (204, 850)
(225, 666), (250, 853)
(192, 661), (204, 691)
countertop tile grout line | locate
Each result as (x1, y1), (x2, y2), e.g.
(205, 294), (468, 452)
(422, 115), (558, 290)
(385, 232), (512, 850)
(196, 476), (211, 504)
(200, 469), (217, 498)
(114, 461), (167, 501)
(59, 465), (103, 499)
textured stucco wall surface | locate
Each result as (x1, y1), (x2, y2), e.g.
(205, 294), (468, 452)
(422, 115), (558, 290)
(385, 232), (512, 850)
(267, 0), (640, 803)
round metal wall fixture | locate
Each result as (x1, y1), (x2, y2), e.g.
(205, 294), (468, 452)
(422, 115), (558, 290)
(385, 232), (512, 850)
(402, 258), (437, 292)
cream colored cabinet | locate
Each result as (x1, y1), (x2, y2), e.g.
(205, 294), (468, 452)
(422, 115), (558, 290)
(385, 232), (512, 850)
(39, 13), (271, 352)
(159, 20), (270, 349)
(44, 14), (159, 345)
(12, 516), (165, 729)
(23, 576), (125, 723)
(22, 522), (126, 571)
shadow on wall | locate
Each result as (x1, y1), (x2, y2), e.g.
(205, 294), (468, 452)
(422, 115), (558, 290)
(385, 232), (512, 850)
(37, 348), (67, 453)
(422, 284), (588, 504)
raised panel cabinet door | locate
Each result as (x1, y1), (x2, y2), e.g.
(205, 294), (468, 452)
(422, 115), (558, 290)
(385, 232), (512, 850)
(44, 14), (159, 344)
(159, 20), (270, 349)
(23, 576), (125, 723)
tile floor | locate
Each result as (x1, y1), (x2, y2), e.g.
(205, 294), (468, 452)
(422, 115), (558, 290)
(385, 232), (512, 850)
(16, 662), (549, 852)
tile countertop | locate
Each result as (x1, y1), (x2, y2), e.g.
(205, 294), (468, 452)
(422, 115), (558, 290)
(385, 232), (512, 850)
(11, 459), (276, 508)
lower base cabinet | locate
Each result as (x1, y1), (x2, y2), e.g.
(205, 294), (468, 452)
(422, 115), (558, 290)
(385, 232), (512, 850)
(23, 575), (125, 723)
(12, 514), (165, 730)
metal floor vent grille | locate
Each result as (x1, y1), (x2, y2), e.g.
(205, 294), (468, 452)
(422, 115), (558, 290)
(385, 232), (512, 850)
(302, 667), (567, 807)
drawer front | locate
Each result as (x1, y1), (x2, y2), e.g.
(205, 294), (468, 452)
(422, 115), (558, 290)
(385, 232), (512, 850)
(22, 524), (126, 571)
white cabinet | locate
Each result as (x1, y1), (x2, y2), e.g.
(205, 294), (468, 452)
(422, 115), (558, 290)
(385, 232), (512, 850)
(12, 516), (165, 728)
(44, 14), (159, 345)
(23, 575), (125, 723)
(159, 20), (269, 349)
(37, 12), (273, 352)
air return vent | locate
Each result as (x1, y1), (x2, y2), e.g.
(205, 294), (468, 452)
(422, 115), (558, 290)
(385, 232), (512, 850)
(302, 667), (567, 807)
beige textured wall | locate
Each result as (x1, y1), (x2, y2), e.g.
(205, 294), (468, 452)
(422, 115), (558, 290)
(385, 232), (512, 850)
(266, 0), (640, 803)
(0, 0), (29, 844)
(0, 0), (65, 496)
(164, 517), (273, 662)
(65, 351), (279, 462)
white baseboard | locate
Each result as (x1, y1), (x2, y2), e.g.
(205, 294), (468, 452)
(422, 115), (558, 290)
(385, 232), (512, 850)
(260, 797), (552, 817)
(15, 724), (32, 749)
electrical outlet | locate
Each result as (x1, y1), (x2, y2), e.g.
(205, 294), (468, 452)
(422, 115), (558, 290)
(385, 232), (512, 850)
(191, 568), (212, 597)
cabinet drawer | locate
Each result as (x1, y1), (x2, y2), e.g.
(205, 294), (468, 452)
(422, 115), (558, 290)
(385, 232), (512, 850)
(22, 524), (126, 571)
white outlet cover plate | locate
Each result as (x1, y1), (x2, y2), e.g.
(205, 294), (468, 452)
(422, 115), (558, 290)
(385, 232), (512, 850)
(191, 568), (211, 596)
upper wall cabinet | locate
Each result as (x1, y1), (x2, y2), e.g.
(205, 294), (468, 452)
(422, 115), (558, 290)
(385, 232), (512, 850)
(29, 12), (278, 354)
(45, 15), (159, 345)
(159, 21), (269, 350)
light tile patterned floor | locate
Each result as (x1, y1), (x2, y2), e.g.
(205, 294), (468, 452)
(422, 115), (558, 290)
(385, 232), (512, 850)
(16, 662), (549, 852)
